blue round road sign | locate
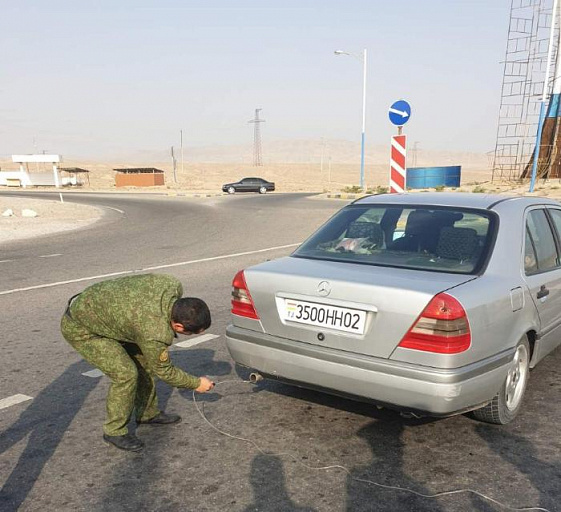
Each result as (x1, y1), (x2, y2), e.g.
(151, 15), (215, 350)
(388, 100), (412, 126)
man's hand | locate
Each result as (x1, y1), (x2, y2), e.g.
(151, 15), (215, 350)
(195, 376), (215, 393)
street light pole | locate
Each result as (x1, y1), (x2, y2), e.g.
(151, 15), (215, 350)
(360, 48), (366, 191)
(335, 48), (367, 190)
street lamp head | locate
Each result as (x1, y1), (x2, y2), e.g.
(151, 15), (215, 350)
(334, 50), (348, 56)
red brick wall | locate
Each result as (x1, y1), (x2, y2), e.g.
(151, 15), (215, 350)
(115, 173), (165, 187)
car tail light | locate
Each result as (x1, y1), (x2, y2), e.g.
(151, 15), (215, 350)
(398, 293), (471, 354)
(231, 270), (260, 320)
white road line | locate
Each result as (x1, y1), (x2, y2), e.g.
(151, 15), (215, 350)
(174, 333), (219, 349)
(39, 253), (63, 258)
(104, 206), (125, 214)
(142, 243), (299, 271)
(0, 394), (33, 411)
(82, 369), (104, 378)
(0, 260), (13, 263)
(0, 243), (300, 296)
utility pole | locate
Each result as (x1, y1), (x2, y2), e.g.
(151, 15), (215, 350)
(320, 138), (325, 174)
(33, 137), (38, 172)
(328, 156), (332, 191)
(180, 129), (184, 176)
(171, 146), (177, 183)
(248, 109), (265, 166)
(412, 141), (420, 167)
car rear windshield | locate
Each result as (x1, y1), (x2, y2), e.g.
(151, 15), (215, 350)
(293, 205), (495, 274)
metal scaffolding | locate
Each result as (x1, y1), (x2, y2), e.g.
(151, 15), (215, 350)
(492, 0), (558, 181)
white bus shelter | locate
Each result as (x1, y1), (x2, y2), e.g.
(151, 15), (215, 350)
(1, 154), (63, 188)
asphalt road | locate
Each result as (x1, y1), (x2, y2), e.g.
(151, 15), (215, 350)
(1, 192), (560, 512)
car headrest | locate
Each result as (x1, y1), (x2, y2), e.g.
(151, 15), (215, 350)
(346, 221), (383, 247)
(436, 227), (478, 261)
(405, 210), (433, 235)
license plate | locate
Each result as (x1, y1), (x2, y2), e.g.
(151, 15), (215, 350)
(280, 299), (367, 334)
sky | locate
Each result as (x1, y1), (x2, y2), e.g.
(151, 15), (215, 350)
(0, 0), (511, 159)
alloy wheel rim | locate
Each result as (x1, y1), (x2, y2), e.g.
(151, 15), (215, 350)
(505, 344), (529, 411)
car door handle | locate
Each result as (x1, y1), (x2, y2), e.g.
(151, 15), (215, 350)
(537, 285), (550, 299)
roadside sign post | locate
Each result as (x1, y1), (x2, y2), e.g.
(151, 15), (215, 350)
(388, 100), (411, 193)
(390, 135), (407, 193)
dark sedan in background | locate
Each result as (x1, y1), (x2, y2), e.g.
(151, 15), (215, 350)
(222, 177), (275, 194)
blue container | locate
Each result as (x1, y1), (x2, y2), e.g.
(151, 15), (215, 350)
(406, 166), (461, 189)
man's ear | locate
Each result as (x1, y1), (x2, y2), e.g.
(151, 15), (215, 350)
(171, 321), (184, 333)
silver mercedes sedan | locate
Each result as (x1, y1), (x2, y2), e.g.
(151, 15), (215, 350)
(226, 193), (561, 424)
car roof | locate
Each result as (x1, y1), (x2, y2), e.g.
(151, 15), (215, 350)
(353, 192), (560, 210)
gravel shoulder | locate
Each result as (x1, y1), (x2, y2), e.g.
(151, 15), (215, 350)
(0, 196), (103, 244)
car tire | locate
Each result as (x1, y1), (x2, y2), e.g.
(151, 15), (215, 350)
(227, 187), (236, 194)
(259, 186), (267, 194)
(472, 336), (530, 425)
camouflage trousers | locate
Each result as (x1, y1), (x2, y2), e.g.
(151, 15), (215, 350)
(61, 314), (160, 436)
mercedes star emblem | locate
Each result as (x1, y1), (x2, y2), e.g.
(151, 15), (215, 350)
(317, 281), (331, 297)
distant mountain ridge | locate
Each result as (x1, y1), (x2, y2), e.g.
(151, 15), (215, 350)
(130, 139), (488, 168)
(0, 138), (489, 169)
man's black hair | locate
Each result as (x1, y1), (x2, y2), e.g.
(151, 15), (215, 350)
(171, 298), (211, 333)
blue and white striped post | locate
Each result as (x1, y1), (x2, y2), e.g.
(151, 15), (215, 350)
(530, 0), (558, 192)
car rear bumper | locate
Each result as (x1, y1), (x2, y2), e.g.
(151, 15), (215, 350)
(226, 325), (513, 416)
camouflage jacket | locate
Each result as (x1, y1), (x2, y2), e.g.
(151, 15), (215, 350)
(69, 273), (201, 389)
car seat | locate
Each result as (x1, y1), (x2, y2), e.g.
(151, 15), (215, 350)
(425, 211), (464, 253)
(390, 210), (433, 252)
(346, 221), (384, 248)
(436, 227), (478, 262)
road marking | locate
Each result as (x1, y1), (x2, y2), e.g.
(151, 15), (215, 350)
(0, 243), (300, 295)
(39, 253), (63, 258)
(174, 333), (219, 349)
(0, 394), (33, 410)
(0, 260), (13, 263)
(104, 206), (125, 214)
(82, 369), (104, 378)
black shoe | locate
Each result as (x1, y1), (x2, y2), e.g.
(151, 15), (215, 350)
(137, 412), (182, 426)
(103, 433), (144, 452)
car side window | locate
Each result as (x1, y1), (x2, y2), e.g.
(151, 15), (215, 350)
(547, 208), (561, 240)
(525, 209), (559, 274)
(524, 229), (538, 274)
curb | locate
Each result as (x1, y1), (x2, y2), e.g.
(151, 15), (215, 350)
(325, 193), (361, 200)
(166, 192), (225, 198)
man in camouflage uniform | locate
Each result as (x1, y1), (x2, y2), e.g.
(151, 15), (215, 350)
(61, 273), (215, 452)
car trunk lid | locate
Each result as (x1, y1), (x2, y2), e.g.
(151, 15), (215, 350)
(241, 256), (476, 358)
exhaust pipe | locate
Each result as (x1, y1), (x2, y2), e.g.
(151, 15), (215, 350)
(249, 372), (263, 383)
(400, 411), (423, 419)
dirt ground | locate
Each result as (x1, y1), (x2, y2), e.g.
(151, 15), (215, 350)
(0, 160), (492, 193)
(0, 196), (102, 245)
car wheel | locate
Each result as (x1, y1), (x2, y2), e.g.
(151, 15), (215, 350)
(259, 186), (267, 194)
(227, 187), (236, 194)
(472, 337), (530, 425)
